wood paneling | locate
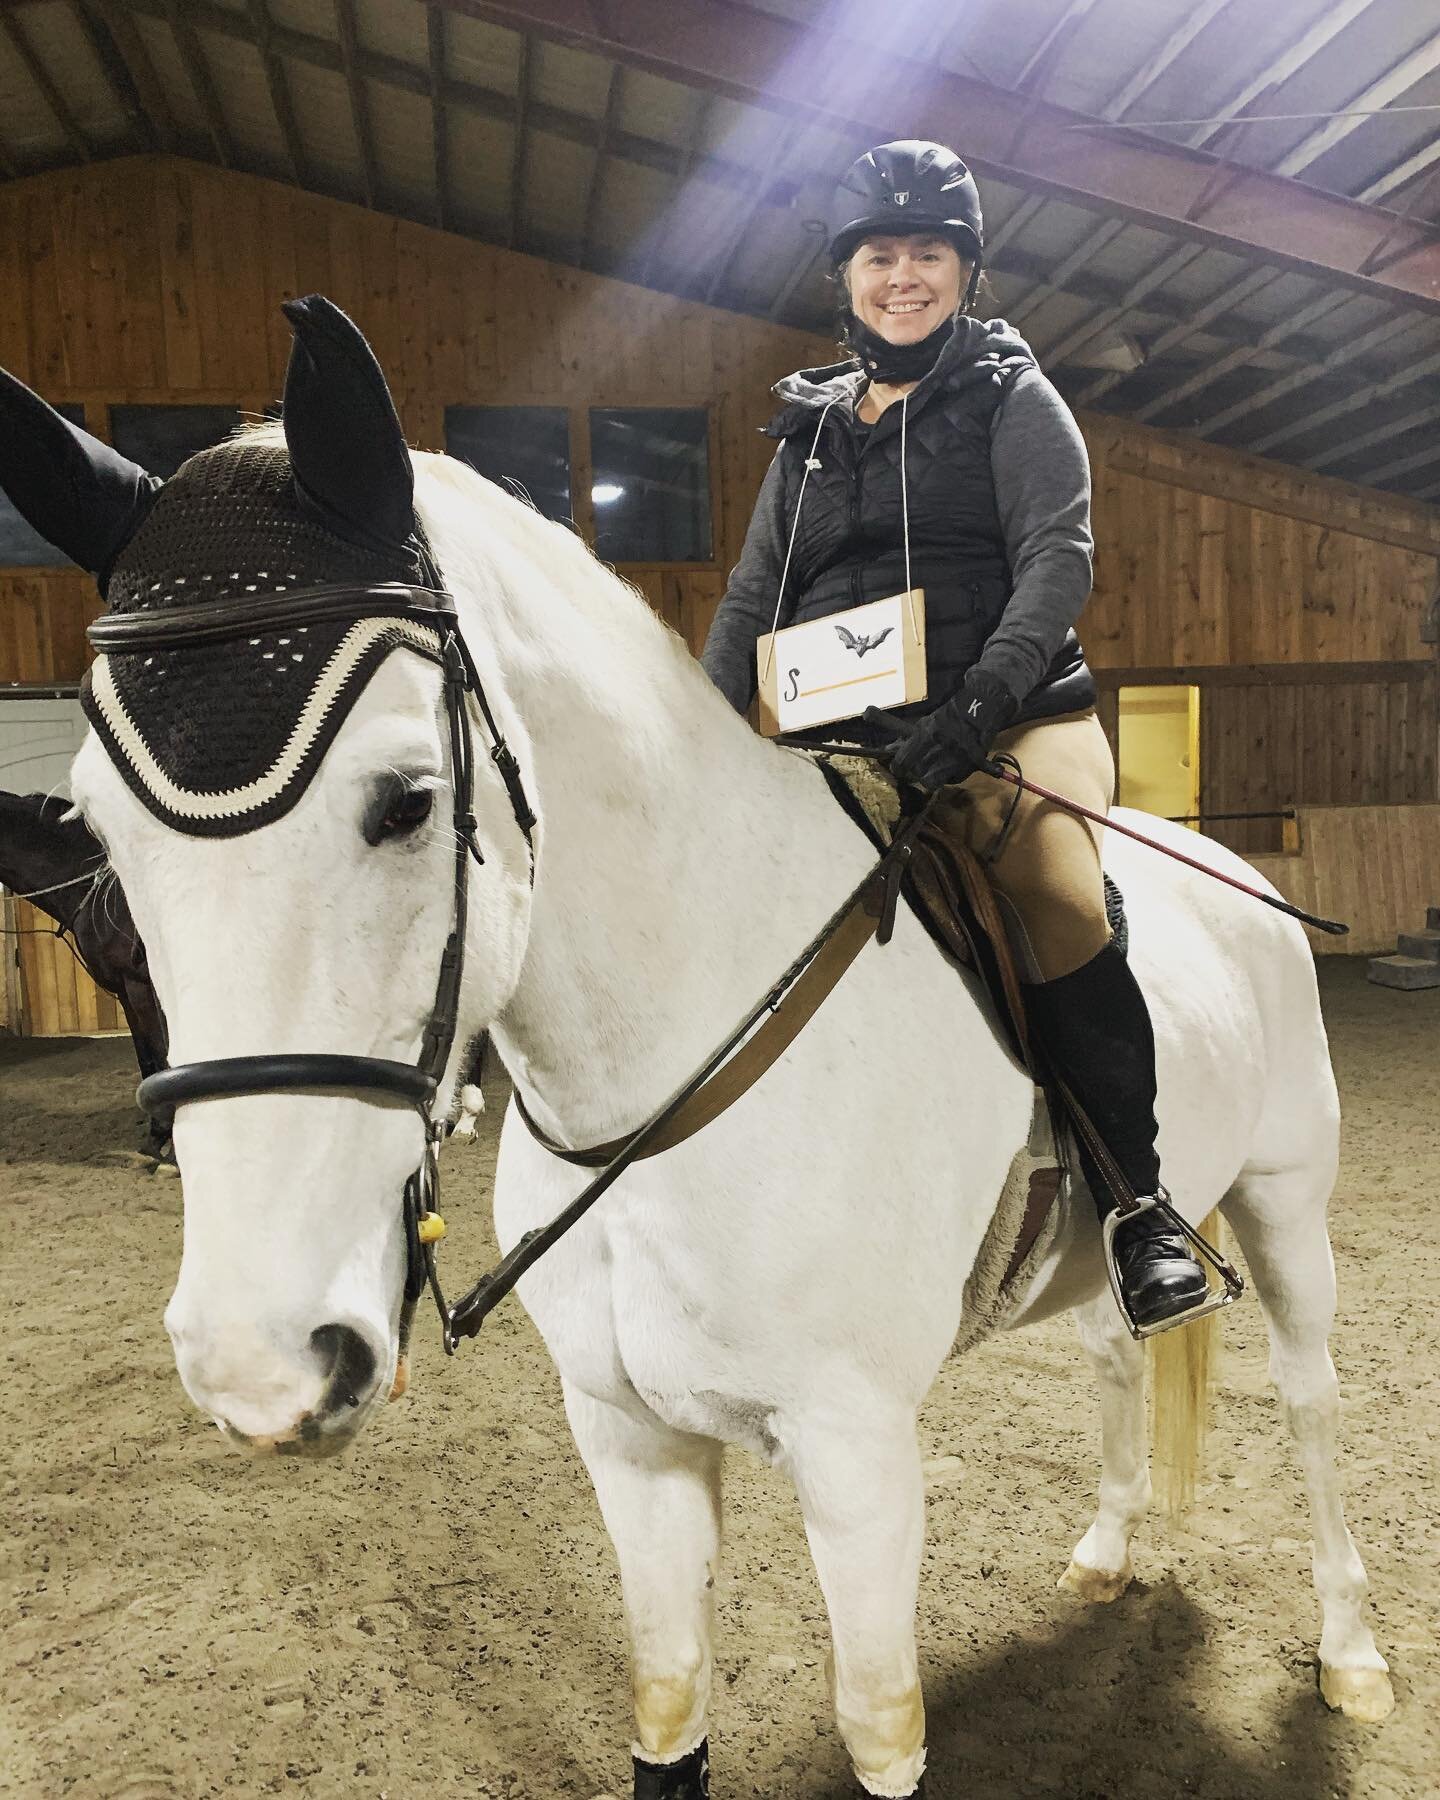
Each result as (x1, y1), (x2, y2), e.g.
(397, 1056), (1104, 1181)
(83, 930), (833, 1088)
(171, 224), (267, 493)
(7, 895), (123, 1036)
(1249, 805), (1440, 956)
(1, 153), (1438, 1013)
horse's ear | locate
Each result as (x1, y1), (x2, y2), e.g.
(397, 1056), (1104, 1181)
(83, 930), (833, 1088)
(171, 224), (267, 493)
(280, 294), (415, 553)
(0, 367), (159, 588)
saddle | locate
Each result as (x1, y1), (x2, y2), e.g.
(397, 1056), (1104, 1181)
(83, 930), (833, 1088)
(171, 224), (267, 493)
(809, 750), (1091, 1316)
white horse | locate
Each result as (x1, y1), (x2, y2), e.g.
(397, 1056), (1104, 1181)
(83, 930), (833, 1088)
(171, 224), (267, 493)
(70, 418), (1392, 1796)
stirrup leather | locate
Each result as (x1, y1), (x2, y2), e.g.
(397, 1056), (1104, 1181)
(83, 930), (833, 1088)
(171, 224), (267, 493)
(1101, 1191), (1245, 1342)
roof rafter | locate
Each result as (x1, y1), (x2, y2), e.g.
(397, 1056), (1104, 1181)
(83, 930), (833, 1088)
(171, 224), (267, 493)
(71, 0), (155, 154)
(1245, 346), (1440, 456)
(1353, 439), (1440, 487)
(1191, 312), (1409, 436)
(1129, 290), (1352, 425)
(89, 0), (178, 153)
(427, 5), (448, 230)
(440, 0), (1440, 316)
(1, 5), (91, 161)
(1184, 0), (1378, 150)
(1272, 23), (1440, 179)
(334, 0), (377, 207)
(507, 33), (531, 250)
(246, 0), (304, 186)
(164, 0), (233, 168)
(1301, 397), (1440, 474)
(578, 61), (624, 268)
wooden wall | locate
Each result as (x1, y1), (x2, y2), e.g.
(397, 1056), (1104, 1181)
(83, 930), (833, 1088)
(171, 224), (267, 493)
(1249, 804), (1440, 955)
(0, 155), (1438, 1020)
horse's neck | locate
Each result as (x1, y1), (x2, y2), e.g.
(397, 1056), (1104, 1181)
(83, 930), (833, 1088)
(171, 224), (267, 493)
(487, 630), (872, 1145)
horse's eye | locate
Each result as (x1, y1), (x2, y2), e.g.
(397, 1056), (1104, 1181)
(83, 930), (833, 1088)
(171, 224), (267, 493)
(376, 786), (434, 841)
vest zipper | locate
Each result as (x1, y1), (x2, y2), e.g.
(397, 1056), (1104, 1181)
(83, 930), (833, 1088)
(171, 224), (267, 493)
(849, 434), (864, 610)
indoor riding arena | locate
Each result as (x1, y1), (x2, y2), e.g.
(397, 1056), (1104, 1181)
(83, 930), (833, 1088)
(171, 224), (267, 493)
(2, 3), (1439, 1798)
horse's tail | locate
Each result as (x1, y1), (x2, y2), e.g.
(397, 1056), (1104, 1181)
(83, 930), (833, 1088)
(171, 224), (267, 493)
(1147, 1207), (1223, 1520)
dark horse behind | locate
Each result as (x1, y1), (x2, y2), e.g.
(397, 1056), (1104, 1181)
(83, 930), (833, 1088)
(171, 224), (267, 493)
(0, 789), (171, 1154)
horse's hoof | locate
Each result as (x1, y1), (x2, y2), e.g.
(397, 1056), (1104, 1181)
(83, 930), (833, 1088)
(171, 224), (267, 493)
(1320, 1665), (1394, 1722)
(1058, 1559), (1131, 1603)
(387, 1355), (410, 1403)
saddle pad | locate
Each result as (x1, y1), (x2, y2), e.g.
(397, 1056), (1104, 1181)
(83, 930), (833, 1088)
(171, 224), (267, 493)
(811, 750), (1033, 1063)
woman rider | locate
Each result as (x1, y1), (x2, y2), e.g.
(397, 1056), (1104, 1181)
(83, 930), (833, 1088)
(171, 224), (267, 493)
(700, 140), (1208, 1332)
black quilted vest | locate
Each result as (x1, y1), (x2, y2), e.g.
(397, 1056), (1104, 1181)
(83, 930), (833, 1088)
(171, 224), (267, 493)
(763, 327), (1092, 726)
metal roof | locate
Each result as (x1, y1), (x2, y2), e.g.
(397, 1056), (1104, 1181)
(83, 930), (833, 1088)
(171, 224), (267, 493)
(2, 0), (1438, 504)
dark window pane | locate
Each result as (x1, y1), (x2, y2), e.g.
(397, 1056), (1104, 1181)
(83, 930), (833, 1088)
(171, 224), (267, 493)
(590, 408), (711, 563)
(445, 405), (573, 525)
(0, 405), (86, 567)
(109, 404), (244, 479)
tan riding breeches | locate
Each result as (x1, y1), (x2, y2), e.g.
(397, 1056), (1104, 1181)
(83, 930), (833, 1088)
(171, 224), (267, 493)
(936, 707), (1116, 982)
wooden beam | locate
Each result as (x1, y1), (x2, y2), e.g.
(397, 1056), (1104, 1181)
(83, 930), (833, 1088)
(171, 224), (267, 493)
(507, 33), (530, 250)
(334, 0), (377, 207)
(90, 0), (177, 152)
(578, 60), (623, 268)
(1183, 0), (1378, 150)
(441, 0), (1440, 317)
(1192, 312), (1410, 438)
(1098, 439), (1440, 559)
(1092, 660), (1435, 687)
(71, 0), (156, 152)
(246, 0), (305, 186)
(427, 4), (448, 231)
(1075, 265), (1276, 405)
(638, 90), (711, 288)
(1303, 398), (1440, 475)
(1273, 25), (1440, 180)
(1357, 441), (1440, 487)
(1247, 348), (1440, 457)
(164, 0), (233, 166)
(120, 0), (763, 202)
(1129, 290), (1350, 425)
(0, 7), (91, 160)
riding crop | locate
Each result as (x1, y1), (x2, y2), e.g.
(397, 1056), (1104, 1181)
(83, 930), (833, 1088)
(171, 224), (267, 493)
(982, 758), (1348, 937)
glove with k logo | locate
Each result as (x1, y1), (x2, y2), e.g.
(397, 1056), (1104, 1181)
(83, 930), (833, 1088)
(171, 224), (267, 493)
(865, 665), (1019, 791)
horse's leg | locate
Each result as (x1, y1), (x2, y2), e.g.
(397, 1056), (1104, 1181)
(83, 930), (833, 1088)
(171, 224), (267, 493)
(778, 1409), (927, 1798)
(1221, 1170), (1394, 1722)
(1059, 1289), (1150, 1602)
(563, 1382), (721, 1797)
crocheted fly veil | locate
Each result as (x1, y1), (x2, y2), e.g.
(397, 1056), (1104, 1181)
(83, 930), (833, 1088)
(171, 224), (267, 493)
(0, 295), (438, 838)
(82, 437), (434, 834)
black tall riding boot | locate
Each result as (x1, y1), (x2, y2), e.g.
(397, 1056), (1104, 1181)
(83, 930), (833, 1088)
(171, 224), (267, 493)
(1024, 939), (1208, 1330)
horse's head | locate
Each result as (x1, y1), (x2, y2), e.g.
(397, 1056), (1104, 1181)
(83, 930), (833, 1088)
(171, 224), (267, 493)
(4, 300), (535, 1452)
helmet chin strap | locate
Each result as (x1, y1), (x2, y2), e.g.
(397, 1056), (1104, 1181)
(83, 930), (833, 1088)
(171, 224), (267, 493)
(844, 311), (956, 384)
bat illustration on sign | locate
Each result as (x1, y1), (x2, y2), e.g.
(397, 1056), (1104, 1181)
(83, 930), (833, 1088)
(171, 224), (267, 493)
(835, 624), (895, 658)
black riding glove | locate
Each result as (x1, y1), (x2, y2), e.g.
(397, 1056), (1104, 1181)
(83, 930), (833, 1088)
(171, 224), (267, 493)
(865, 666), (1019, 791)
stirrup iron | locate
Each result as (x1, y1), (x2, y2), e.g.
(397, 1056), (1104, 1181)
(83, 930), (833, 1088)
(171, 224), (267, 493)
(1101, 1191), (1245, 1342)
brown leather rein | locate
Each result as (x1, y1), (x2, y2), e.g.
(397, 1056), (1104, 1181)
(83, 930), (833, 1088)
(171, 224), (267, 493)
(444, 804), (932, 1339)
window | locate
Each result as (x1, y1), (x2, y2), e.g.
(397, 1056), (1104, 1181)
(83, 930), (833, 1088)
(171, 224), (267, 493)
(109, 404), (244, 479)
(589, 408), (711, 563)
(445, 406), (572, 525)
(0, 404), (85, 566)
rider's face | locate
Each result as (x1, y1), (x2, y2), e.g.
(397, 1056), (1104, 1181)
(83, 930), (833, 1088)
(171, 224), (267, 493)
(847, 236), (967, 349)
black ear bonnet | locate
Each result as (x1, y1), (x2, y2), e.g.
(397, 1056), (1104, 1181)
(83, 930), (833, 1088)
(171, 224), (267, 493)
(0, 297), (448, 838)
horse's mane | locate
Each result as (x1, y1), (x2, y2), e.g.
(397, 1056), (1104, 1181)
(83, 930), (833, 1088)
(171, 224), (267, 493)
(230, 421), (736, 737)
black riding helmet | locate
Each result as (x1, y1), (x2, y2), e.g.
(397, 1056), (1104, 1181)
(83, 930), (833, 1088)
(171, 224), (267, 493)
(829, 140), (984, 308)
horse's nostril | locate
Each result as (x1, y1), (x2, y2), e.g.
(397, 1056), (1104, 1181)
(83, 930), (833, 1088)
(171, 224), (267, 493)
(309, 1321), (378, 1415)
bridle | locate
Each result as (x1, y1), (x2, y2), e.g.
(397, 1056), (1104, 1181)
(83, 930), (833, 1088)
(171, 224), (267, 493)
(87, 578), (538, 1354)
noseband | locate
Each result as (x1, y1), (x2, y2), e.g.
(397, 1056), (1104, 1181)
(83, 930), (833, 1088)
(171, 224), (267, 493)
(87, 581), (537, 1353)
